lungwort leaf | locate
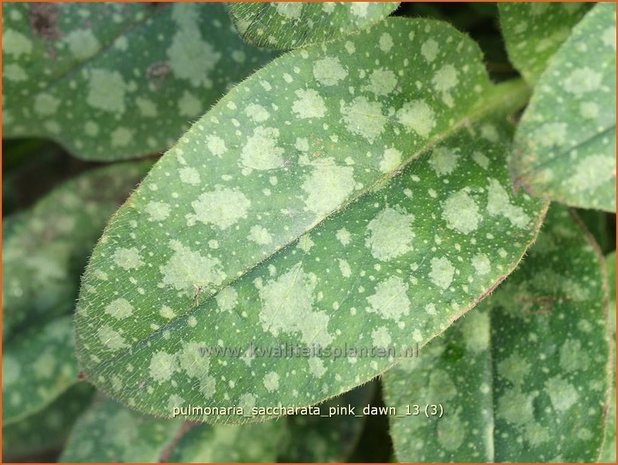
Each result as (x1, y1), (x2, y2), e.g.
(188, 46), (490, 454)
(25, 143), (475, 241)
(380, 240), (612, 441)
(511, 3), (616, 212)
(60, 398), (181, 462)
(3, 383), (94, 461)
(383, 206), (610, 462)
(2, 161), (150, 339)
(3, 316), (81, 425)
(75, 18), (546, 422)
(499, 3), (591, 84)
(2, 3), (275, 160)
(227, 2), (399, 50)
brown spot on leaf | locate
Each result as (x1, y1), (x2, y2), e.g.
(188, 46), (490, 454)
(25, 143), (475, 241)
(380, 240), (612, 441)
(147, 61), (170, 89)
(29, 3), (60, 41)
(518, 295), (555, 316)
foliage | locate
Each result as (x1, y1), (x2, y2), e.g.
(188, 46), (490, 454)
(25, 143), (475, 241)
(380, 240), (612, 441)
(2, 2), (615, 463)
(2, 3), (275, 160)
(383, 206), (610, 462)
(510, 4), (616, 212)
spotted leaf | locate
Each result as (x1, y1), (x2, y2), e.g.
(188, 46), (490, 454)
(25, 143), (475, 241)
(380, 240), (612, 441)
(383, 206), (610, 462)
(168, 420), (286, 462)
(227, 1), (399, 50)
(2, 3), (275, 160)
(3, 316), (81, 425)
(2, 161), (151, 339)
(499, 2), (591, 84)
(3, 383), (94, 461)
(279, 382), (375, 462)
(511, 3), (616, 212)
(75, 18), (546, 422)
(59, 398), (181, 462)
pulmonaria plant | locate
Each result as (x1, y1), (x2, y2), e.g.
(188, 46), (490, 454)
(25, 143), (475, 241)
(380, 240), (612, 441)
(1, 2), (616, 463)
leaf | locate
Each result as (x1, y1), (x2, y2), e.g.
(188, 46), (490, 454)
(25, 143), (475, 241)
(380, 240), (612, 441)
(227, 2), (399, 50)
(607, 251), (616, 336)
(3, 316), (81, 425)
(75, 17), (546, 422)
(599, 251), (616, 463)
(2, 161), (150, 339)
(59, 398), (181, 462)
(168, 421), (286, 462)
(511, 4), (617, 212)
(3, 383), (94, 461)
(2, 3), (275, 161)
(383, 206), (610, 462)
(499, 3), (591, 84)
(279, 382), (375, 462)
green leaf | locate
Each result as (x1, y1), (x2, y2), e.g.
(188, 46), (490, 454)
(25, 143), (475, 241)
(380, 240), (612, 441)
(279, 383), (375, 462)
(227, 2), (399, 50)
(499, 3), (591, 84)
(511, 4), (616, 212)
(3, 316), (81, 425)
(168, 421), (286, 462)
(2, 161), (150, 339)
(599, 251), (616, 463)
(607, 251), (616, 336)
(2, 3), (275, 160)
(59, 398), (181, 462)
(383, 206), (610, 462)
(75, 17), (546, 422)
(3, 383), (94, 461)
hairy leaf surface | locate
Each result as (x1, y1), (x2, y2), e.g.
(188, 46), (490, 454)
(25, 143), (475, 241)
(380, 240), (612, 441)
(279, 383), (375, 462)
(511, 4), (616, 212)
(59, 398), (181, 462)
(499, 3), (590, 84)
(2, 3), (275, 160)
(2, 383), (94, 461)
(228, 1), (399, 49)
(3, 316), (80, 425)
(2, 161), (150, 339)
(383, 206), (610, 462)
(75, 18), (546, 422)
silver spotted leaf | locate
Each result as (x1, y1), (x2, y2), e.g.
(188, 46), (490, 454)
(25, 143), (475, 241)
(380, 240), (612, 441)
(75, 18), (546, 422)
(168, 420), (286, 462)
(2, 161), (151, 339)
(3, 316), (81, 425)
(3, 383), (94, 461)
(59, 398), (181, 462)
(599, 251), (616, 463)
(511, 3), (616, 212)
(2, 3), (275, 160)
(228, 1), (399, 50)
(279, 382), (375, 462)
(499, 2), (591, 84)
(383, 206), (610, 462)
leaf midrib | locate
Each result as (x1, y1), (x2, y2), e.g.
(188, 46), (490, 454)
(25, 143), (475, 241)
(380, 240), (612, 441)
(81, 78), (531, 374)
(514, 123), (616, 187)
